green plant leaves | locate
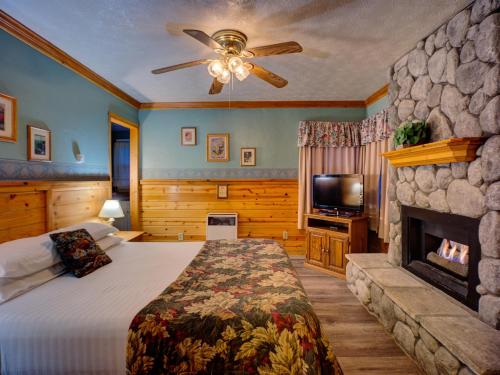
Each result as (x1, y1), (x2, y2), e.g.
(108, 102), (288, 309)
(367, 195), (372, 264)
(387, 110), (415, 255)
(393, 120), (429, 147)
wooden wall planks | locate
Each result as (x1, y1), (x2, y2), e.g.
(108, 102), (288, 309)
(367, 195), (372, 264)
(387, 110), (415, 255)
(0, 180), (110, 243)
(140, 179), (304, 254)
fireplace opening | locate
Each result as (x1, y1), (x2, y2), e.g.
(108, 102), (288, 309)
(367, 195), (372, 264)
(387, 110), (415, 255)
(401, 206), (480, 310)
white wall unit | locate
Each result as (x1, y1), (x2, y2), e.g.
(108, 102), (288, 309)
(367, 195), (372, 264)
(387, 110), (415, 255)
(206, 213), (238, 240)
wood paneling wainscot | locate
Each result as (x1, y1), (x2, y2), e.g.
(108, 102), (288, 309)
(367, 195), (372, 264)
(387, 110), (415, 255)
(140, 179), (304, 254)
(0, 180), (110, 243)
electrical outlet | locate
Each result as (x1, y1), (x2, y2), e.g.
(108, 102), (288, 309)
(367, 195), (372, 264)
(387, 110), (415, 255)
(282, 230), (288, 240)
(178, 232), (184, 241)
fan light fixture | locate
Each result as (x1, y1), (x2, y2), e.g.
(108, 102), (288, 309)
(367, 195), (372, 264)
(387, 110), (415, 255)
(208, 56), (251, 84)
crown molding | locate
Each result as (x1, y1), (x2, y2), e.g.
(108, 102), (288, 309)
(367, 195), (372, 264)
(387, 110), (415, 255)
(140, 100), (367, 110)
(0, 10), (140, 109)
(365, 84), (389, 106)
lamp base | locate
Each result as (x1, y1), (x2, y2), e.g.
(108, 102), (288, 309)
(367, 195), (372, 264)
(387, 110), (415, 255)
(104, 217), (115, 225)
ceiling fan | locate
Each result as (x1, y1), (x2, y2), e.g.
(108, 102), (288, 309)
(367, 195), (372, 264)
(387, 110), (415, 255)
(151, 29), (303, 95)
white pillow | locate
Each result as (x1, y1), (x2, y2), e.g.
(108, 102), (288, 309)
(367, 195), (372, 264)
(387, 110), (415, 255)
(0, 262), (65, 304)
(49, 222), (118, 241)
(96, 235), (123, 251)
(0, 234), (61, 278)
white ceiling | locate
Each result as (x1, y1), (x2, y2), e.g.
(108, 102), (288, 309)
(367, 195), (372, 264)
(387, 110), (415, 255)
(1, 0), (471, 102)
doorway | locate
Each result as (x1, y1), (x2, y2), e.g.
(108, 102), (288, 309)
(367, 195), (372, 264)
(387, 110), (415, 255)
(108, 113), (139, 230)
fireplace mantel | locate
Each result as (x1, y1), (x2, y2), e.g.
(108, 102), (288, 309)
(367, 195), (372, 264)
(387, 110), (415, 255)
(382, 137), (484, 167)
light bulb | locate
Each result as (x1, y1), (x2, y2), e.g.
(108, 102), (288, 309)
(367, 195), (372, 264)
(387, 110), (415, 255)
(228, 56), (243, 73)
(207, 60), (224, 77)
(217, 68), (231, 84)
(234, 65), (250, 81)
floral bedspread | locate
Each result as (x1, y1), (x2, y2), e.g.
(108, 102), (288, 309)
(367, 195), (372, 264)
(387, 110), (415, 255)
(127, 239), (341, 375)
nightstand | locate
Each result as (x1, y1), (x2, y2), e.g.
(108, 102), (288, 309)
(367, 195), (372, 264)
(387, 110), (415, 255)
(114, 231), (145, 242)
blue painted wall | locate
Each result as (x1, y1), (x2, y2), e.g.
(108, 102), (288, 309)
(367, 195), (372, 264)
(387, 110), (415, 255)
(366, 95), (389, 118)
(140, 107), (367, 179)
(0, 30), (138, 179)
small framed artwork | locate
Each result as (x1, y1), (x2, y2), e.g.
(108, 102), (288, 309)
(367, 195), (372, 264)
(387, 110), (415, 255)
(0, 93), (17, 143)
(181, 127), (197, 146)
(240, 147), (256, 166)
(207, 133), (229, 162)
(217, 184), (228, 199)
(27, 125), (51, 161)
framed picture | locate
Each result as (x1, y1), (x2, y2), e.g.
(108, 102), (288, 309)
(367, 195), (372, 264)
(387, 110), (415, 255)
(0, 93), (17, 143)
(181, 127), (197, 146)
(217, 184), (228, 199)
(27, 125), (51, 161)
(240, 147), (256, 166)
(206, 133), (229, 162)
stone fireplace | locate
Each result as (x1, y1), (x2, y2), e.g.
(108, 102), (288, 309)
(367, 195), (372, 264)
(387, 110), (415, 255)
(346, 1), (500, 374)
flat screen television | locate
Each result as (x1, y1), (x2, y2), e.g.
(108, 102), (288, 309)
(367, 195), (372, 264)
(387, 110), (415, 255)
(312, 174), (364, 213)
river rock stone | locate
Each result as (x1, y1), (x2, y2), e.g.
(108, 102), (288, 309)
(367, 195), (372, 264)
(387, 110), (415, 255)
(394, 54), (408, 72)
(479, 295), (500, 330)
(403, 167), (415, 181)
(398, 75), (414, 99)
(483, 65), (499, 96)
(435, 346), (461, 375)
(436, 170), (452, 192)
(415, 166), (438, 193)
(389, 80), (400, 104)
(414, 101), (430, 120)
(429, 189), (450, 212)
(479, 96), (500, 134)
(452, 162), (468, 178)
(426, 84), (443, 107)
(459, 367), (475, 375)
(447, 179), (487, 217)
(396, 181), (415, 206)
(397, 66), (409, 86)
(441, 85), (469, 123)
(389, 222), (402, 240)
(454, 111), (482, 137)
(355, 279), (370, 305)
(397, 168), (406, 182)
(411, 75), (432, 101)
(447, 9), (470, 47)
(446, 48), (459, 84)
(393, 322), (415, 355)
(380, 294), (397, 331)
(419, 328), (439, 353)
(456, 60), (490, 94)
(398, 99), (415, 121)
(460, 40), (477, 63)
(475, 13), (500, 63)
(428, 48), (447, 83)
(469, 89), (489, 114)
(425, 34), (436, 56)
(479, 211), (500, 257)
(408, 49), (428, 77)
(435, 26), (447, 48)
(389, 201), (401, 223)
(471, 0), (500, 24)
(427, 107), (453, 141)
(468, 158), (484, 187)
(478, 258), (500, 294)
(467, 24), (479, 41)
(388, 239), (402, 266)
(481, 135), (500, 182)
(415, 191), (430, 208)
(485, 181), (500, 210)
(415, 340), (439, 375)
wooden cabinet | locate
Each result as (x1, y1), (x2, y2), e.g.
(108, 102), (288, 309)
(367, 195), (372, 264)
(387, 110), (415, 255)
(304, 214), (368, 278)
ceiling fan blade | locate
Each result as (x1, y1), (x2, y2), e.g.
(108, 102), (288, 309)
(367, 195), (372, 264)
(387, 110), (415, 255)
(249, 64), (288, 88)
(245, 41), (302, 57)
(151, 59), (210, 74)
(183, 29), (223, 50)
(209, 78), (224, 95)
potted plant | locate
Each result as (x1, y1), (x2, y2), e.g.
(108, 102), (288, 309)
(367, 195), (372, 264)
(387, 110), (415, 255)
(393, 120), (430, 149)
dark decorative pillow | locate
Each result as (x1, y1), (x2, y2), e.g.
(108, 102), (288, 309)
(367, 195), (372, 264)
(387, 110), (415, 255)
(49, 229), (112, 278)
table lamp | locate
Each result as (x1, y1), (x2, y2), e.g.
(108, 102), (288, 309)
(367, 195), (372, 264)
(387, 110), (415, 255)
(98, 200), (124, 225)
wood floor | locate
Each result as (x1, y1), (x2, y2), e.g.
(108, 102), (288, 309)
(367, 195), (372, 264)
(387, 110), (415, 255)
(291, 257), (422, 375)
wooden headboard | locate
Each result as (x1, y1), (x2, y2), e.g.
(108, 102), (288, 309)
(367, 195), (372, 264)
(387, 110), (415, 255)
(0, 180), (111, 243)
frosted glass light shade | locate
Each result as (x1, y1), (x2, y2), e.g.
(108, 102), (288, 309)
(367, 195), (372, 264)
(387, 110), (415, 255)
(207, 60), (225, 77)
(234, 65), (250, 81)
(98, 200), (125, 219)
(217, 68), (231, 84)
(228, 56), (243, 73)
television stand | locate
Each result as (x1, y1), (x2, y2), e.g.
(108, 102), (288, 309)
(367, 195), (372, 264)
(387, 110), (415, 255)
(318, 209), (359, 218)
(304, 213), (368, 279)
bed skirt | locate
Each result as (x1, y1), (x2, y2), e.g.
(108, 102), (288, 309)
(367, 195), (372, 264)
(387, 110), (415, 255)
(127, 239), (342, 374)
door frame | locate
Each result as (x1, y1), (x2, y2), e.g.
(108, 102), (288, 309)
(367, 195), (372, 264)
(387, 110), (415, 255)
(108, 113), (140, 230)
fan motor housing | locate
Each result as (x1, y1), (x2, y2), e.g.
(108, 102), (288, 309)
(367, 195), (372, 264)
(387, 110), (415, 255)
(212, 29), (248, 55)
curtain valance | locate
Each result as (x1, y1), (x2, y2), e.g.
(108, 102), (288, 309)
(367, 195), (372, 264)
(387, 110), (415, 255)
(297, 108), (393, 147)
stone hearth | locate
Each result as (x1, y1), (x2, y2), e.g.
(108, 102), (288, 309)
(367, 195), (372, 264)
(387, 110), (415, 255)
(346, 253), (500, 375)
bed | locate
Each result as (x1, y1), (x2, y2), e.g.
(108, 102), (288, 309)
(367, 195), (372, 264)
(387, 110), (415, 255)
(0, 237), (339, 374)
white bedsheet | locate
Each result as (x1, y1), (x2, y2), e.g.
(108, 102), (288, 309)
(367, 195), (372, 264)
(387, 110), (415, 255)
(0, 241), (202, 375)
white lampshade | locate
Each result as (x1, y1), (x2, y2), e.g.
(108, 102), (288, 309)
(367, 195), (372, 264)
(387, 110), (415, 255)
(99, 200), (124, 219)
